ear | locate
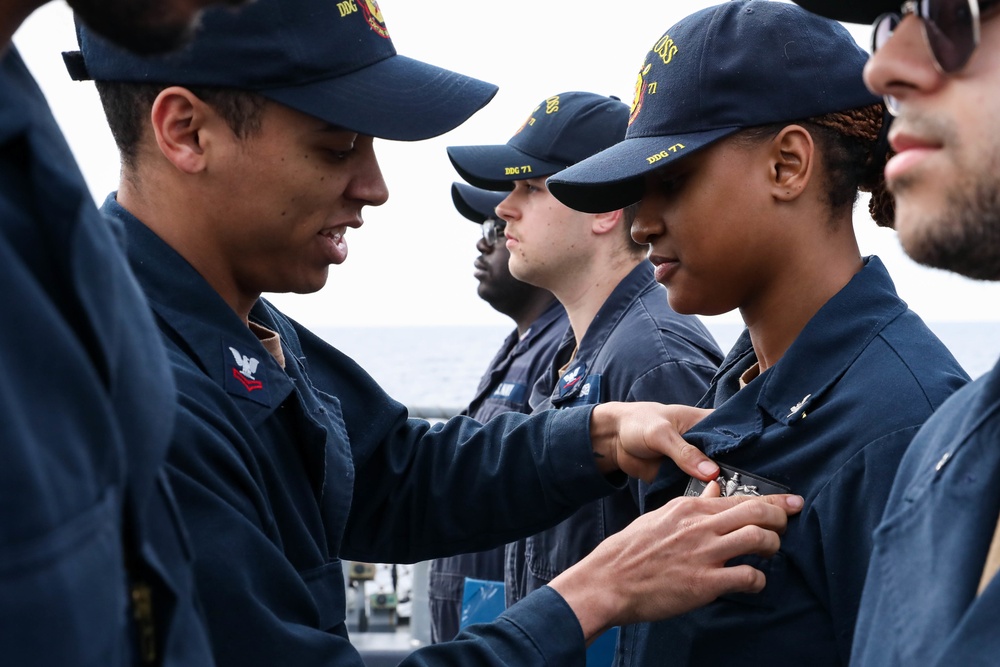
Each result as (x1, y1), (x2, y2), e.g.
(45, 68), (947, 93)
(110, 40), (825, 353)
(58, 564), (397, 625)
(767, 124), (815, 203)
(590, 208), (623, 236)
(149, 86), (217, 175)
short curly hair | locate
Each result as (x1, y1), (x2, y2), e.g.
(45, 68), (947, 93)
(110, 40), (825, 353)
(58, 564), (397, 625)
(734, 103), (894, 229)
(95, 81), (266, 169)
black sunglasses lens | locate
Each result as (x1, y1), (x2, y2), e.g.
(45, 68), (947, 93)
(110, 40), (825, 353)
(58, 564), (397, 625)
(483, 219), (506, 246)
(872, 12), (900, 54)
(872, 0), (977, 73)
(925, 0), (977, 72)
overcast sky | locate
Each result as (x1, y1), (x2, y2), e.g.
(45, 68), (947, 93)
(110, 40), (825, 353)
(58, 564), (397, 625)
(14, 0), (1000, 330)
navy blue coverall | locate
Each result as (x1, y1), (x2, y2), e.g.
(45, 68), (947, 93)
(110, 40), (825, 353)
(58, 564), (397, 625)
(0, 50), (214, 667)
(505, 262), (724, 606)
(616, 257), (969, 666)
(107, 195), (627, 666)
(851, 354), (1000, 666)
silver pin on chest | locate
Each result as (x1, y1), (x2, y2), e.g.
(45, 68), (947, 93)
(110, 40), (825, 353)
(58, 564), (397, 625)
(787, 393), (812, 419)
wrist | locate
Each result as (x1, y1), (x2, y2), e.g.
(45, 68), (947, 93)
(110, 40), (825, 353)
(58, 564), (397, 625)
(550, 555), (622, 642)
(589, 403), (622, 475)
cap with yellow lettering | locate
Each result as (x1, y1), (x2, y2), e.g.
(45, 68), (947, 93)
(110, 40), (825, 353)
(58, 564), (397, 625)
(447, 91), (628, 191)
(62, 0), (498, 142)
(547, 0), (879, 213)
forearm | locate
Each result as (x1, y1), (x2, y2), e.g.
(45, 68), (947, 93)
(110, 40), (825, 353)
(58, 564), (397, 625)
(549, 553), (621, 642)
(344, 406), (619, 561)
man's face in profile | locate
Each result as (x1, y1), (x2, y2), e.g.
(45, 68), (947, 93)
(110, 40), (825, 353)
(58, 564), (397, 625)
(864, 12), (1000, 281)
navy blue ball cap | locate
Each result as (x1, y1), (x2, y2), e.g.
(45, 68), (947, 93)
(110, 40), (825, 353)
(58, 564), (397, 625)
(447, 91), (629, 191)
(451, 182), (506, 224)
(62, 0), (498, 141)
(794, 1), (895, 25)
(547, 0), (880, 214)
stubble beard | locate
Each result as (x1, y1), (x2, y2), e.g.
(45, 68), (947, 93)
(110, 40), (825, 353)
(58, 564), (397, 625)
(893, 137), (1000, 282)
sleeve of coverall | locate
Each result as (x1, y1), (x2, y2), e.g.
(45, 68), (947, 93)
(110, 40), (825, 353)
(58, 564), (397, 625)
(286, 316), (626, 564)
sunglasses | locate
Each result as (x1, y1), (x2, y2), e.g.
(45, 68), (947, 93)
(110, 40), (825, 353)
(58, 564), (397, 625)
(481, 218), (507, 247)
(872, 0), (988, 74)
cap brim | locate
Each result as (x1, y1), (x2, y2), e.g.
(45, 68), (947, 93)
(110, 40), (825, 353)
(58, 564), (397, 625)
(447, 144), (567, 191)
(451, 182), (507, 223)
(265, 54), (498, 142)
(793, 1), (893, 25)
(547, 126), (739, 214)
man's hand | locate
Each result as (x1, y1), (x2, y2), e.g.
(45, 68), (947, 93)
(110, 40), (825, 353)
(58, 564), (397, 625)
(550, 483), (803, 641)
(590, 401), (717, 482)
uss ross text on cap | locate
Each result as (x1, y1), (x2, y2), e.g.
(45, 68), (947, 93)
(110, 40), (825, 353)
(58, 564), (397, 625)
(447, 91), (629, 191)
(546, 0), (879, 214)
(62, 0), (498, 142)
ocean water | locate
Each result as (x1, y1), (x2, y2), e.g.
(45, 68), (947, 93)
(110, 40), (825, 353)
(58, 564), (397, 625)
(317, 320), (1000, 415)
